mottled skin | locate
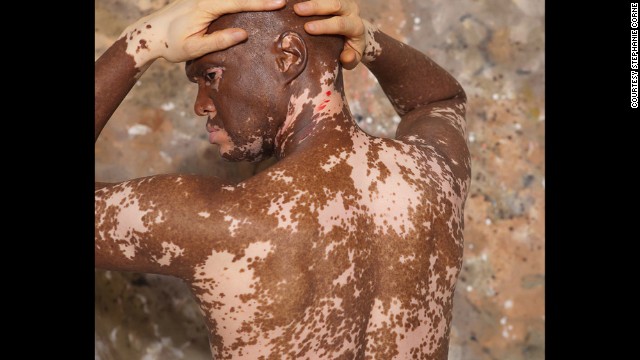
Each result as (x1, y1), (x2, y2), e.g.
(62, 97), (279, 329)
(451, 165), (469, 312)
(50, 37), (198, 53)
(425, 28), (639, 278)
(95, 1), (470, 359)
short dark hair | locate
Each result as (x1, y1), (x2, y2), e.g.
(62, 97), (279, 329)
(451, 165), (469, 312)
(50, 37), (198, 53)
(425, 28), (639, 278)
(206, 0), (344, 64)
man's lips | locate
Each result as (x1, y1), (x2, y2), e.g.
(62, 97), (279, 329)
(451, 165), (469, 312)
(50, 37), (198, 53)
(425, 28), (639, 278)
(206, 119), (222, 144)
(206, 119), (221, 133)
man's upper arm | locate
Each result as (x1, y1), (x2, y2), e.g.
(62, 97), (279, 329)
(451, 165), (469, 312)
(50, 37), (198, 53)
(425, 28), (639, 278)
(94, 174), (232, 278)
(395, 98), (470, 179)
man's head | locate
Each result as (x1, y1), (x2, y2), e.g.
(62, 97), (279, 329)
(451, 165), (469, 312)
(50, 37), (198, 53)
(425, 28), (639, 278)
(185, 1), (344, 162)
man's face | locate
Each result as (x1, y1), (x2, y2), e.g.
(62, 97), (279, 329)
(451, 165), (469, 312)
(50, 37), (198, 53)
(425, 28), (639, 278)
(185, 35), (285, 162)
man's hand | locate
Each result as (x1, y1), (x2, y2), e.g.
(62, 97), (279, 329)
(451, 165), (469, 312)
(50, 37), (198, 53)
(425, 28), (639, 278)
(293, 0), (368, 70)
(122, 0), (287, 65)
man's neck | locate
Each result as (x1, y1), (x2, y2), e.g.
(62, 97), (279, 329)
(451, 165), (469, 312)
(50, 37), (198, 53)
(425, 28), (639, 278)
(274, 63), (360, 159)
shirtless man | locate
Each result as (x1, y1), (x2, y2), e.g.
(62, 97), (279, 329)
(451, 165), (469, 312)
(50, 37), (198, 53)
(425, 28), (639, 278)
(95, 0), (471, 358)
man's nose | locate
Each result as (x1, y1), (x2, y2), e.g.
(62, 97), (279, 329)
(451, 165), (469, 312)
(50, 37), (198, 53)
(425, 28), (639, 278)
(194, 90), (217, 117)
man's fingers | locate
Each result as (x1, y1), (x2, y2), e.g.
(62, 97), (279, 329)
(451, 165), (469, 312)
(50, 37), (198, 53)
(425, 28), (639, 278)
(294, 0), (354, 16)
(205, 0), (286, 16)
(183, 28), (248, 59)
(340, 48), (360, 70)
(304, 15), (359, 36)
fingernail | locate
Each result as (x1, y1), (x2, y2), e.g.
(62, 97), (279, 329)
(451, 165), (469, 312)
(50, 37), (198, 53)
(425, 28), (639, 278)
(295, 3), (310, 12)
(306, 23), (316, 32)
(231, 30), (246, 42)
(271, 0), (286, 6)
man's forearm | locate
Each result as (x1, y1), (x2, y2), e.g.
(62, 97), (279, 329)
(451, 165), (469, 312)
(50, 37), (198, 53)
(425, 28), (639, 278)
(95, 36), (153, 143)
(362, 23), (465, 116)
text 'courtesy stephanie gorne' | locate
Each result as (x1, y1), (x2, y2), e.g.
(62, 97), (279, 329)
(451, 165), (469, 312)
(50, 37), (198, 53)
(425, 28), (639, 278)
(633, 3), (638, 108)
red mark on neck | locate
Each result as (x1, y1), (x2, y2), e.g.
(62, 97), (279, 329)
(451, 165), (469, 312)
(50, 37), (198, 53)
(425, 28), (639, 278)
(326, 91), (332, 96)
(317, 98), (331, 111)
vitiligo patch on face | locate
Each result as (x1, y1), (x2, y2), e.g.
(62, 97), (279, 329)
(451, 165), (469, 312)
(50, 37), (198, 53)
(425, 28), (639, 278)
(230, 135), (264, 161)
(211, 128), (236, 156)
(203, 67), (225, 91)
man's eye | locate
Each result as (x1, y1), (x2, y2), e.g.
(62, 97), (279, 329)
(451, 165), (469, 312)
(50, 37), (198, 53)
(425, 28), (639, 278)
(202, 67), (225, 86)
(205, 69), (218, 81)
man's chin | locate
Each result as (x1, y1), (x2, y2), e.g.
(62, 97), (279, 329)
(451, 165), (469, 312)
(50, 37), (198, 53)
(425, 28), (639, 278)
(220, 147), (267, 163)
(219, 147), (245, 162)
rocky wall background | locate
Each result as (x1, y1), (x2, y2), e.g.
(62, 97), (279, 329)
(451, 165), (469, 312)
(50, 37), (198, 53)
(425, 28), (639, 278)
(95, 0), (545, 358)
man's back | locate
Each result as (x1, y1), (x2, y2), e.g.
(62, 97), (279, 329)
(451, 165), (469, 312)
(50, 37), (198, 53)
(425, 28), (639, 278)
(178, 127), (468, 358)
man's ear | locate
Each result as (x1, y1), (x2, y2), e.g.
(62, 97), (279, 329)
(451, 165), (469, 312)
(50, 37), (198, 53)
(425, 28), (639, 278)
(276, 31), (308, 85)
